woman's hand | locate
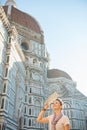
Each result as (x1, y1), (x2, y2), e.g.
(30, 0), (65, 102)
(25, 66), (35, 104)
(43, 103), (49, 111)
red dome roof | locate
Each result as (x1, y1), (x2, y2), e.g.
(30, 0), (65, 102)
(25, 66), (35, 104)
(47, 69), (72, 80)
(3, 6), (42, 33)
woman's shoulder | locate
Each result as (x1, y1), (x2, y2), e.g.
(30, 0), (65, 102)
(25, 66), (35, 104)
(61, 114), (70, 124)
(62, 114), (69, 119)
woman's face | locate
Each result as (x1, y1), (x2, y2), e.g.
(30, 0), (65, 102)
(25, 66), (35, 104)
(52, 99), (62, 110)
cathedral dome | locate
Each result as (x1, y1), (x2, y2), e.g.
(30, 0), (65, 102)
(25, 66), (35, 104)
(3, 6), (42, 33)
(47, 69), (72, 80)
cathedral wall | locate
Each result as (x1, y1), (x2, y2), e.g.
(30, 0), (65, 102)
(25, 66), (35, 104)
(0, 18), (8, 106)
(0, 13), (26, 129)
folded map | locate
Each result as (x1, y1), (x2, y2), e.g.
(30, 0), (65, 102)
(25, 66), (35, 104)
(44, 92), (58, 105)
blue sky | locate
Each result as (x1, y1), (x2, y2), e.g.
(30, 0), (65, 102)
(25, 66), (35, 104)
(1, 0), (87, 96)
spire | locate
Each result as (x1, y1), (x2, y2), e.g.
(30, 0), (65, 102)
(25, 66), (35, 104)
(5, 0), (17, 8)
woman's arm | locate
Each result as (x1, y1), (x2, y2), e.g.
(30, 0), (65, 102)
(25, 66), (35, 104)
(37, 104), (49, 123)
(64, 124), (70, 130)
(36, 109), (49, 123)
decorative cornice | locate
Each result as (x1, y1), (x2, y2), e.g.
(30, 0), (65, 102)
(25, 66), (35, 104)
(15, 42), (25, 62)
(0, 6), (25, 62)
(11, 21), (44, 44)
(8, 25), (18, 40)
(0, 5), (10, 30)
(9, 27), (25, 61)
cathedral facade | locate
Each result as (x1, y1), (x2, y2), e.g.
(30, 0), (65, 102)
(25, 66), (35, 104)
(0, 1), (87, 130)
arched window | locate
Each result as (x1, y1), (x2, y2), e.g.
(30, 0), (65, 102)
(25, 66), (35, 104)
(30, 88), (32, 93)
(24, 106), (26, 113)
(33, 58), (37, 64)
(8, 37), (11, 43)
(29, 97), (32, 104)
(35, 100), (41, 106)
(63, 102), (71, 118)
(29, 119), (31, 126)
(3, 83), (6, 93)
(21, 42), (29, 50)
(29, 108), (31, 115)
(1, 98), (4, 109)
(5, 68), (8, 77)
(6, 55), (9, 63)
(24, 118), (26, 125)
(25, 95), (27, 102)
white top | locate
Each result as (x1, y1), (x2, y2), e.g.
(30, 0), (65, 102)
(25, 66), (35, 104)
(48, 114), (70, 130)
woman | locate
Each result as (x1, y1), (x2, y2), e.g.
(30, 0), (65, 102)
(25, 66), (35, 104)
(37, 98), (70, 130)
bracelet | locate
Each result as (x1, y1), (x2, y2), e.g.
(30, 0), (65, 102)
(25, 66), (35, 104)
(42, 108), (46, 111)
